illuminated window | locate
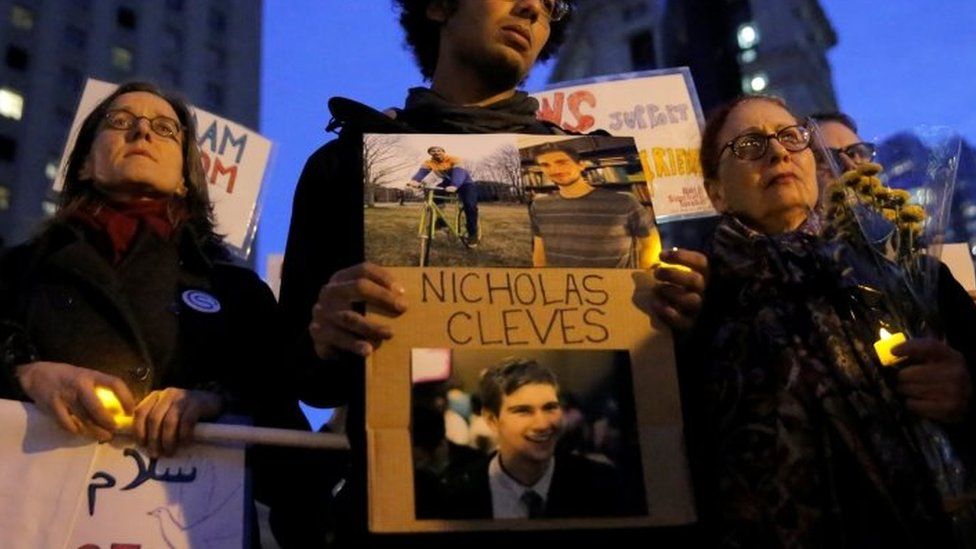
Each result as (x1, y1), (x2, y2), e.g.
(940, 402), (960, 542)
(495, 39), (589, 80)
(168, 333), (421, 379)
(737, 23), (760, 50)
(0, 88), (24, 120)
(111, 46), (133, 71)
(739, 49), (757, 64)
(742, 73), (768, 93)
(10, 5), (33, 30)
(0, 186), (9, 210)
(45, 160), (59, 181)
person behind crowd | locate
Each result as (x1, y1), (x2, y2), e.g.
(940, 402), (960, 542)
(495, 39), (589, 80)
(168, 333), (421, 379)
(279, 1), (707, 544)
(467, 394), (496, 453)
(809, 111), (878, 171)
(0, 81), (283, 459)
(428, 359), (644, 520)
(692, 94), (976, 547)
(530, 142), (658, 268)
(409, 146), (480, 246)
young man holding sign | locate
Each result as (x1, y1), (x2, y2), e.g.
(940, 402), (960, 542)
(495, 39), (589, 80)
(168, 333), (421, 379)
(279, 0), (707, 544)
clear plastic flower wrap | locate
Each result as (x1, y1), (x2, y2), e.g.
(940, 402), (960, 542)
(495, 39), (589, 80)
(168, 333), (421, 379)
(811, 122), (974, 544)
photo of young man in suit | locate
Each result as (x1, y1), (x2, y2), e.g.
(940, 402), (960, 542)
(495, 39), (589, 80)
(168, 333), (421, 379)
(416, 358), (647, 520)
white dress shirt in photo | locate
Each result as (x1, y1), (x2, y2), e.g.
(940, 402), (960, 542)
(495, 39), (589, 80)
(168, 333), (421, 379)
(488, 453), (556, 519)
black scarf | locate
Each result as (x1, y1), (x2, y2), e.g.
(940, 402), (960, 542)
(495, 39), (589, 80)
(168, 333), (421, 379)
(396, 87), (557, 134)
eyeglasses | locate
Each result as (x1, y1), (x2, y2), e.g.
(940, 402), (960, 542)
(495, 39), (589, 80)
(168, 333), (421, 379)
(102, 109), (183, 142)
(720, 125), (812, 161)
(828, 142), (876, 165)
(504, 0), (572, 22)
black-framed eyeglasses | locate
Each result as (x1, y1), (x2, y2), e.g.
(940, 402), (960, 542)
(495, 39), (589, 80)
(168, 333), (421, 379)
(505, 0), (572, 22)
(102, 109), (183, 142)
(719, 124), (812, 161)
(828, 142), (876, 165)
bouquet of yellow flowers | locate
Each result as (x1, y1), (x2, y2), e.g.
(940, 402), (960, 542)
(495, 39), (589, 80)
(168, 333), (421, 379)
(820, 128), (973, 544)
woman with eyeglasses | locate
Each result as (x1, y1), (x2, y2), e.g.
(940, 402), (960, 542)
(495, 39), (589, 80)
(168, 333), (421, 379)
(689, 95), (974, 547)
(0, 82), (283, 459)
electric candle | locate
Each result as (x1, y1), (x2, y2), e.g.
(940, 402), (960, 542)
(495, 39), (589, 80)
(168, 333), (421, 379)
(873, 328), (907, 367)
(94, 386), (133, 429)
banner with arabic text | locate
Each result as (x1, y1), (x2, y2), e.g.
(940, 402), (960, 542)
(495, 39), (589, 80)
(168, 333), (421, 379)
(0, 398), (245, 548)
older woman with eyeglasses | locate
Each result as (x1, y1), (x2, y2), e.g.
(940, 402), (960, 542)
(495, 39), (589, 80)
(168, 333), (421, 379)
(688, 95), (976, 548)
(0, 82), (283, 458)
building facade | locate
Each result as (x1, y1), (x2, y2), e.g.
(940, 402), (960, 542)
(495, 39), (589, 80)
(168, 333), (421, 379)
(0, 0), (261, 246)
(551, 0), (838, 116)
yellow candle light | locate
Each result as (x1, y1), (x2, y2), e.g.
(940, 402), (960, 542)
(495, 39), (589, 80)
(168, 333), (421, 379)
(94, 386), (133, 429)
(658, 247), (692, 273)
(873, 328), (907, 367)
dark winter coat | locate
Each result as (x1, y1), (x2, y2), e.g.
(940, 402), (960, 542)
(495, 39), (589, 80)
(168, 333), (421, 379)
(0, 219), (279, 414)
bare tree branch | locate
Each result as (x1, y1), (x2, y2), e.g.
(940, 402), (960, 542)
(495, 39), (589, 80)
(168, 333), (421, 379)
(363, 134), (415, 206)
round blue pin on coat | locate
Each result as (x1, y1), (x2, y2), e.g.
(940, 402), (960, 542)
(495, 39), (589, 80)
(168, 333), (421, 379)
(181, 290), (221, 313)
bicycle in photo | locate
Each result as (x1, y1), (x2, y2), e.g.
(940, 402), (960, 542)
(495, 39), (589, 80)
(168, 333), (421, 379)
(407, 181), (482, 266)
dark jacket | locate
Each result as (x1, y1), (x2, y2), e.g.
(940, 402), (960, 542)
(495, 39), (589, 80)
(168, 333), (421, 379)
(277, 90), (704, 548)
(0, 219), (279, 416)
(691, 215), (974, 549)
(420, 451), (646, 521)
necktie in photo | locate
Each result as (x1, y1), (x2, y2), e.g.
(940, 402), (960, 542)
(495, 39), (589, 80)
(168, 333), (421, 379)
(521, 489), (544, 518)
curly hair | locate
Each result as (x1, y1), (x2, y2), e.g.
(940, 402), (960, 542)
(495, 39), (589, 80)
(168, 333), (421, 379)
(58, 81), (226, 259)
(393, 0), (574, 80)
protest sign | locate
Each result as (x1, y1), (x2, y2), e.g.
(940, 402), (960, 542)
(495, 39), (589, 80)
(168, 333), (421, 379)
(0, 398), (246, 548)
(55, 79), (273, 258)
(532, 68), (714, 222)
(365, 267), (694, 533)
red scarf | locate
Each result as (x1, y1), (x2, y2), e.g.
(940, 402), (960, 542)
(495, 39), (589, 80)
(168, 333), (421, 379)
(70, 199), (183, 263)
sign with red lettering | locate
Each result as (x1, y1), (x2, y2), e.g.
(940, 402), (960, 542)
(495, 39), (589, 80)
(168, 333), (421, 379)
(55, 79), (273, 258)
(533, 68), (714, 222)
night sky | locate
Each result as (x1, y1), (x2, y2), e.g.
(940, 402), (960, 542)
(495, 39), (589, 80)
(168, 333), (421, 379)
(256, 1), (976, 273)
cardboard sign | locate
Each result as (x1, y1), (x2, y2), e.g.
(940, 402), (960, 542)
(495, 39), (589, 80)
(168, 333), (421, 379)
(532, 68), (715, 222)
(365, 267), (694, 532)
(55, 79), (273, 258)
(0, 399), (246, 548)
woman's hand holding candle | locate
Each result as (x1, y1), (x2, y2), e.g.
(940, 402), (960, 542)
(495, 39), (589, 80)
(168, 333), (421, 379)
(894, 338), (972, 423)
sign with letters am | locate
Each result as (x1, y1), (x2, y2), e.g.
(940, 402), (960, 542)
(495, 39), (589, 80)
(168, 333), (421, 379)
(0, 398), (246, 548)
(55, 79), (273, 258)
(532, 68), (715, 222)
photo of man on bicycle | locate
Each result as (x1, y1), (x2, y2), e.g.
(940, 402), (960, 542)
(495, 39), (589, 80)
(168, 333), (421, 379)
(410, 146), (480, 247)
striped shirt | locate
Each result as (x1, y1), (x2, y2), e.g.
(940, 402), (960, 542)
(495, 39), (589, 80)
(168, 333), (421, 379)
(530, 188), (652, 268)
